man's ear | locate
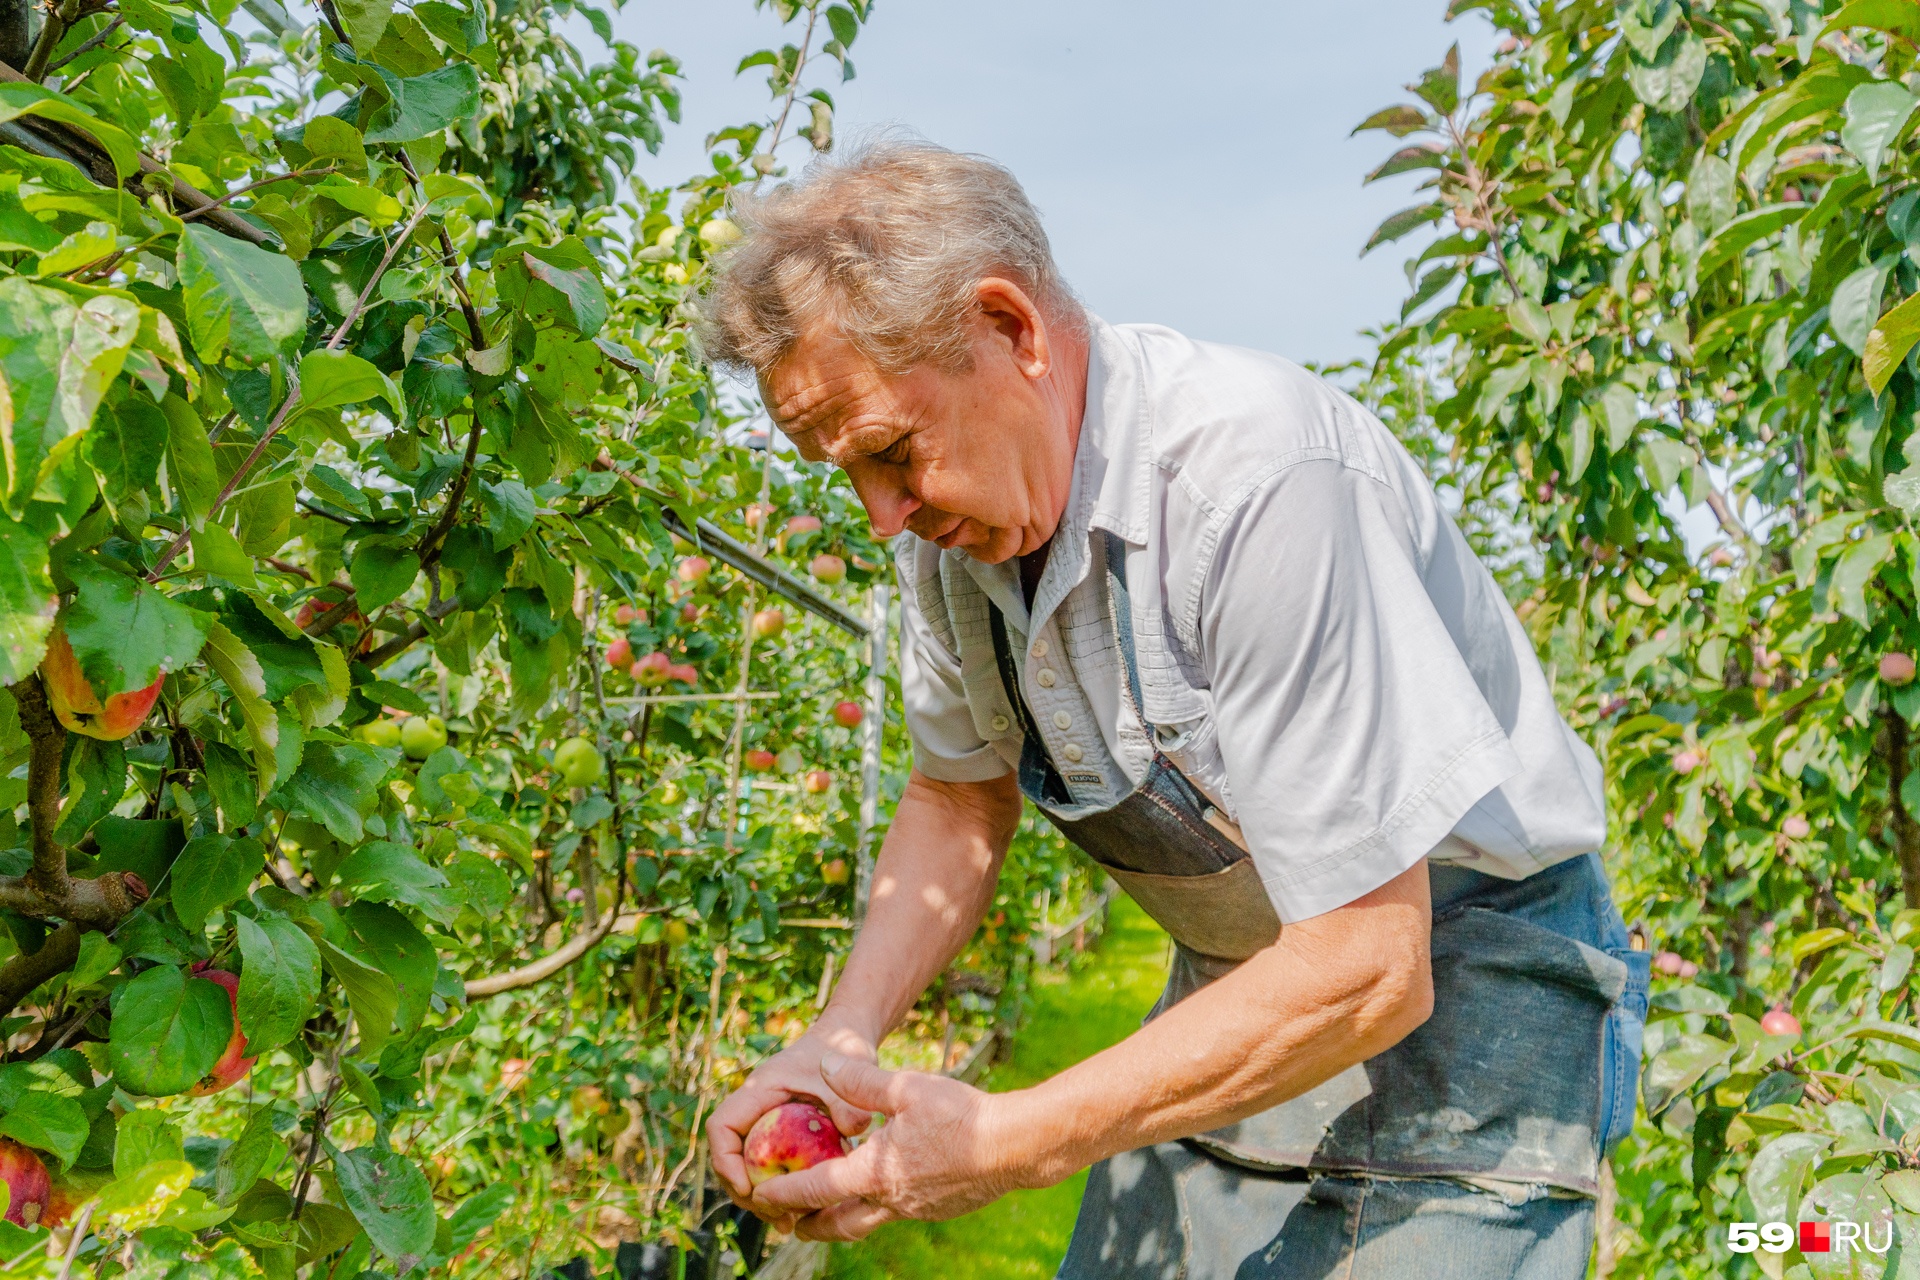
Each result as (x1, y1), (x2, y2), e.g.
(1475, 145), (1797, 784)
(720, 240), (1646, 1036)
(975, 277), (1050, 379)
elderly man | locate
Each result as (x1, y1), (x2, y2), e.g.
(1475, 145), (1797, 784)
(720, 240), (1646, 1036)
(699, 140), (1648, 1279)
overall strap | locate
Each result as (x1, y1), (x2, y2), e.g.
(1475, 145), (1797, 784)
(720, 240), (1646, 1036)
(987, 604), (1073, 807)
(1101, 532), (1152, 732)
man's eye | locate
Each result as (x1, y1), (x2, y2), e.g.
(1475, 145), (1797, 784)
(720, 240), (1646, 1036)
(877, 437), (911, 465)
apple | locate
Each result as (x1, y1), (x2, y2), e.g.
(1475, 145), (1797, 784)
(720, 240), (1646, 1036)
(1760, 1007), (1802, 1038)
(785, 515), (822, 536)
(662, 263), (690, 285)
(554, 737), (605, 787)
(400, 715), (448, 760)
(1781, 814), (1811, 839)
(1653, 951), (1686, 976)
(295, 597), (374, 655)
(40, 626), (165, 741)
(776, 747), (804, 775)
(187, 966), (257, 1097)
(500, 1058), (531, 1091)
(681, 601), (702, 623)
(0, 1140), (50, 1227)
(42, 1168), (111, 1229)
(606, 638), (634, 671)
(803, 770), (833, 794)
(1882, 653), (1916, 685)
(1670, 749), (1701, 775)
(742, 1102), (849, 1188)
(744, 749), (777, 773)
(667, 663), (698, 685)
(832, 700), (863, 729)
(615, 604), (644, 626)
(677, 556), (712, 585)
(355, 718), (402, 749)
(633, 651), (672, 687)
(698, 218), (742, 248)
(751, 609), (786, 641)
(810, 554), (846, 584)
(821, 858), (849, 885)
(664, 919), (691, 946)
(744, 503), (771, 529)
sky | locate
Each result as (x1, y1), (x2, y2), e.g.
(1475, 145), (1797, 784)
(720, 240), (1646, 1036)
(606, 0), (1497, 367)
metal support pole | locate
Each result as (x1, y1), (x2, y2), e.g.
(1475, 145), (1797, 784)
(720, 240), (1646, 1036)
(853, 584), (890, 926)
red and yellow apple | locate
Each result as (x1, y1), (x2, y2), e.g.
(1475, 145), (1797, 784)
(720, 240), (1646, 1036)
(667, 663), (698, 685)
(744, 749), (776, 773)
(1883, 652), (1916, 685)
(187, 966), (257, 1097)
(821, 858), (850, 885)
(634, 651), (672, 687)
(809, 554), (846, 584)
(803, 770), (833, 794)
(295, 597), (375, 655)
(831, 700), (863, 729)
(1760, 1007), (1801, 1038)
(0, 1140), (50, 1227)
(614, 604), (644, 626)
(751, 609), (786, 641)
(606, 638), (634, 671)
(41, 627), (164, 741)
(742, 1101), (848, 1188)
(677, 556), (712, 585)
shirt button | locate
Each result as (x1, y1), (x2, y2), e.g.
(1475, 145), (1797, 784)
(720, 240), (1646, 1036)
(990, 714), (1010, 733)
(1052, 711), (1073, 731)
(1031, 639), (1049, 658)
(1062, 743), (1084, 763)
(1036, 669), (1057, 688)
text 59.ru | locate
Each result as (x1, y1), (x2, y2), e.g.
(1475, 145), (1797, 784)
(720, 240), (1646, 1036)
(1727, 1221), (1895, 1254)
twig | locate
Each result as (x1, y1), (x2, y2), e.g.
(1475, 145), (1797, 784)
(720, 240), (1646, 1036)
(53, 1200), (95, 1279)
(327, 201), (430, 352)
(180, 166), (333, 223)
(44, 14), (120, 75)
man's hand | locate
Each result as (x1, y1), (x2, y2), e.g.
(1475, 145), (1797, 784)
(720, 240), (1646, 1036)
(708, 1027), (879, 1210)
(749, 1053), (1027, 1242)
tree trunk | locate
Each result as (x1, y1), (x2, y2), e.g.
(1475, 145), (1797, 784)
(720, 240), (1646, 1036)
(0, 0), (31, 73)
(1886, 709), (1920, 907)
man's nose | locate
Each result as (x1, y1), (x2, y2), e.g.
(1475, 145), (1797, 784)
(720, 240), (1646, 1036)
(852, 475), (921, 537)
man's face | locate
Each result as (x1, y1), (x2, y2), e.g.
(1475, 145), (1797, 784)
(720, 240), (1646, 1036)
(761, 284), (1081, 565)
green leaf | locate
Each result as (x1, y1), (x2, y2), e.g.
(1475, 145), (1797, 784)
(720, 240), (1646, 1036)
(1629, 32), (1707, 114)
(1788, 927), (1855, 963)
(1407, 44), (1460, 115)
(1643, 1032), (1734, 1115)
(480, 479), (535, 547)
(1352, 104), (1431, 136)
(1748, 1131), (1831, 1224)
(363, 63), (481, 143)
(1831, 260), (1895, 356)
(171, 835), (264, 933)
(439, 526), (508, 609)
(446, 1181), (513, 1251)
(1831, 532), (1893, 626)
(214, 1105), (284, 1206)
(1842, 81), (1918, 186)
(113, 1109), (183, 1179)
(1638, 436), (1698, 494)
(276, 739), (398, 843)
(85, 398), (169, 505)
(0, 84), (138, 180)
(0, 1089), (88, 1170)
(190, 521), (257, 588)
(68, 932), (120, 989)
(305, 462), (371, 517)
(342, 902), (436, 1038)
(201, 620), (278, 797)
(55, 736), (124, 844)
(0, 514), (54, 682)
(177, 224), (307, 365)
(333, 841), (458, 925)
(349, 542), (420, 612)
(445, 849), (512, 917)
(331, 1142), (436, 1271)
(234, 911), (321, 1052)
(336, 0), (393, 47)
(161, 395), (219, 528)
(1696, 204), (1812, 277)
(200, 740), (258, 829)
(91, 816), (186, 889)
(0, 279), (138, 513)
(295, 348), (403, 425)
(521, 255), (609, 339)
(1362, 203), (1442, 254)
(318, 938), (398, 1057)
(108, 966), (233, 1097)
(1866, 291), (1920, 394)
(62, 560), (210, 696)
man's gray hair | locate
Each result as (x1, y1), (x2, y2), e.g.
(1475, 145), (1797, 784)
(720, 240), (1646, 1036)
(698, 138), (1081, 375)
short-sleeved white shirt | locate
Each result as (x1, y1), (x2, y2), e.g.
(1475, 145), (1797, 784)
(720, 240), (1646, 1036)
(894, 319), (1608, 924)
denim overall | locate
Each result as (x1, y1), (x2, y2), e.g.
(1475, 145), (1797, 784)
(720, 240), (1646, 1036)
(990, 536), (1650, 1280)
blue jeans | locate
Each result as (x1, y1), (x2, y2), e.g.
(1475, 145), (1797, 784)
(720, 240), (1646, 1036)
(1059, 1154), (1597, 1279)
(1057, 855), (1650, 1279)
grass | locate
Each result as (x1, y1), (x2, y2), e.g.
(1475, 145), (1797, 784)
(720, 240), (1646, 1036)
(824, 896), (1169, 1280)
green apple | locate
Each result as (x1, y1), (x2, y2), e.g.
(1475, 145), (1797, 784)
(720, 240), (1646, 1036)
(356, 718), (402, 749)
(400, 715), (448, 760)
(554, 736), (605, 787)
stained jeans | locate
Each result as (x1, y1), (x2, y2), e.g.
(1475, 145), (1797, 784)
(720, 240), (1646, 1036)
(1056, 854), (1650, 1280)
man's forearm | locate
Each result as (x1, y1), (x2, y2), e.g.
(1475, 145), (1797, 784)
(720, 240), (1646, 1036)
(998, 861), (1435, 1185)
(814, 770), (1022, 1050)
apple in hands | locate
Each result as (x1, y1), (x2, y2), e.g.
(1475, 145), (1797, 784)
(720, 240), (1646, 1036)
(743, 1102), (850, 1188)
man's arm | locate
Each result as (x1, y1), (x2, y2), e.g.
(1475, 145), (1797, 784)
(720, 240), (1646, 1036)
(707, 769), (1022, 1202)
(753, 860), (1433, 1240)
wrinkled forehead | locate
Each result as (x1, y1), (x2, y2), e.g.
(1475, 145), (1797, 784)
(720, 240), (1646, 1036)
(761, 325), (893, 450)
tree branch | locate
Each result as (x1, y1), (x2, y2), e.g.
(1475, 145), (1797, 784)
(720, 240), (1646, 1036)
(464, 897), (630, 998)
(11, 675), (69, 899)
(1886, 707), (1920, 908)
(0, 925), (80, 1024)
